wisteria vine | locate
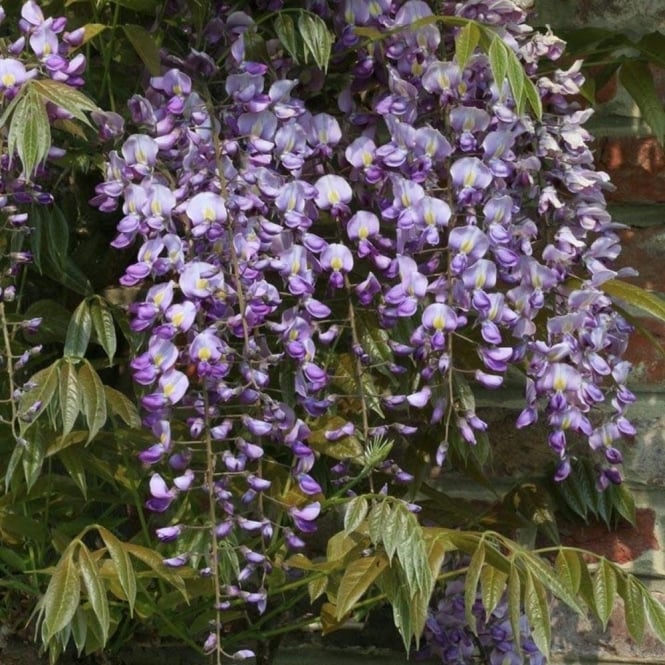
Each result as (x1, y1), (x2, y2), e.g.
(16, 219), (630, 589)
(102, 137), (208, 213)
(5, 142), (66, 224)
(1, 0), (639, 661)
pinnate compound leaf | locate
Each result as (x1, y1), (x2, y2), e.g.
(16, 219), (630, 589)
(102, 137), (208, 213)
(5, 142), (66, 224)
(344, 495), (369, 534)
(122, 25), (161, 76)
(97, 527), (136, 615)
(593, 558), (618, 629)
(43, 547), (81, 641)
(90, 299), (117, 364)
(78, 361), (107, 442)
(455, 22), (480, 69)
(78, 544), (110, 644)
(64, 300), (92, 359)
(298, 13), (333, 71)
(59, 361), (80, 436)
(336, 554), (388, 620)
(525, 571), (551, 659)
(465, 542), (485, 632)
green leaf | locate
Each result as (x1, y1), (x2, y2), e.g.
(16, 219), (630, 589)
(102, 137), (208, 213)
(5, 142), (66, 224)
(523, 76), (543, 120)
(344, 496), (369, 534)
(123, 542), (188, 601)
(298, 13), (333, 71)
(90, 299), (117, 365)
(645, 591), (665, 643)
(381, 503), (402, 563)
(70, 607), (87, 656)
(465, 542), (485, 632)
(488, 37), (507, 98)
(308, 575), (328, 603)
(593, 558), (618, 629)
(555, 549), (582, 596)
(97, 527), (136, 615)
(22, 299), (72, 344)
(504, 44), (525, 114)
(30, 79), (97, 127)
(107, 0), (158, 13)
(274, 14), (300, 63)
(601, 279), (665, 323)
(619, 575), (646, 643)
(395, 508), (432, 595)
(44, 206), (70, 274)
(620, 61), (665, 145)
(18, 361), (59, 423)
(335, 554), (389, 619)
(368, 499), (391, 545)
(122, 25), (161, 76)
(524, 571), (551, 659)
(64, 300), (92, 359)
(608, 482), (636, 526)
(43, 547), (81, 641)
(58, 361), (81, 437)
(4, 444), (23, 489)
(58, 447), (87, 498)
(480, 563), (508, 618)
(8, 87), (51, 178)
(507, 565), (522, 653)
(455, 22), (480, 69)
(78, 362), (107, 443)
(78, 544), (110, 644)
(80, 23), (107, 46)
(103, 386), (141, 428)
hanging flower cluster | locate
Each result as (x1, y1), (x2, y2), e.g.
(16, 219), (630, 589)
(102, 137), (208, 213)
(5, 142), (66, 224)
(91, 0), (636, 653)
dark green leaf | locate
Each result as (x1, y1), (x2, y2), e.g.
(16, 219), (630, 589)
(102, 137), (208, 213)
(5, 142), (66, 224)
(555, 549), (582, 596)
(43, 548), (81, 641)
(22, 300), (72, 345)
(593, 558), (617, 629)
(619, 575), (646, 643)
(78, 362), (107, 443)
(64, 300), (92, 359)
(122, 25), (161, 76)
(103, 386), (141, 428)
(58, 447), (87, 498)
(645, 592), (665, 643)
(636, 32), (665, 72)
(44, 206), (70, 274)
(108, 0), (158, 13)
(4, 441), (24, 489)
(18, 362), (59, 423)
(620, 61), (665, 145)
(78, 544), (110, 644)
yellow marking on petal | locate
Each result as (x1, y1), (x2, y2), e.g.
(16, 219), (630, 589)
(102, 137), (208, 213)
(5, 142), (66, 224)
(163, 382), (174, 397)
(358, 225), (369, 239)
(291, 260), (301, 275)
(553, 372), (566, 392)
(1, 74), (16, 87)
(143, 251), (152, 262)
(369, 0), (381, 16)
(172, 311), (184, 326)
(151, 200), (162, 215)
(173, 84), (182, 95)
(154, 353), (164, 365)
(433, 314), (445, 330)
(463, 171), (476, 187)
(438, 74), (450, 89)
(461, 238), (473, 253)
(328, 190), (341, 205)
(362, 151), (373, 166)
(154, 291), (164, 305)
(331, 257), (343, 271)
(425, 209), (435, 226)
(198, 347), (212, 361)
(203, 206), (215, 221)
(136, 148), (146, 163)
(401, 192), (411, 207)
(195, 277), (208, 290)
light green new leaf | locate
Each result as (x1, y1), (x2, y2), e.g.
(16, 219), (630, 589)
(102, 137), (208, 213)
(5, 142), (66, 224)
(274, 14), (300, 63)
(368, 499), (391, 545)
(396, 509), (432, 595)
(98, 526), (136, 615)
(465, 542), (485, 633)
(43, 548), (81, 641)
(488, 37), (507, 98)
(21, 426), (46, 491)
(480, 563), (508, 618)
(298, 13), (333, 71)
(455, 22), (480, 69)
(70, 607), (87, 656)
(620, 61), (665, 145)
(64, 300), (92, 359)
(381, 503), (402, 562)
(593, 558), (618, 629)
(335, 554), (388, 620)
(81, 23), (107, 46)
(525, 571), (551, 659)
(18, 361), (59, 423)
(122, 25), (161, 76)
(504, 44), (525, 114)
(78, 544), (110, 644)
(59, 361), (80, 436)
(508, 565), (522, 652)
(90, 299), (117, 365)
(78, 362), (107, 443)
(8, 87), (51, 179)
(344, 496), (369, 534)
(31, 79), (98, 127)
(123, 542), (188, 601)
(103, 386), (141, 428)
(601, 279), (665, 323)
(308, 575), (328, 604)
